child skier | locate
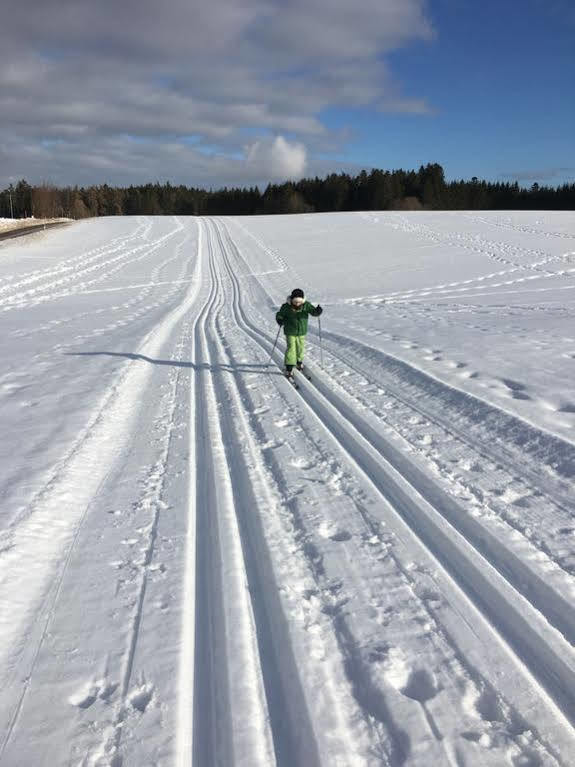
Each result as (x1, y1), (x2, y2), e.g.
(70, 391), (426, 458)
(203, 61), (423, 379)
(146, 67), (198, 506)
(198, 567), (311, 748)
(275, 288), (323, 379)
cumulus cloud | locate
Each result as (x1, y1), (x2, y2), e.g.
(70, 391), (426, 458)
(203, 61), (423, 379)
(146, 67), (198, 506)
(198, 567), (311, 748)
(0, 0), (434, 187)
(246, 137), (307, 180)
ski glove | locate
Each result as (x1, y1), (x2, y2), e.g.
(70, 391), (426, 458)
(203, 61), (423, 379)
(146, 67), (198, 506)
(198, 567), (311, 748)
(315, 304), (323, 315)
(276, 317), (284, 326)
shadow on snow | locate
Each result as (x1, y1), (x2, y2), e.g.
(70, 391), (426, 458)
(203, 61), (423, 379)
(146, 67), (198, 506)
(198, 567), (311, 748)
(65, 351), (280, 375)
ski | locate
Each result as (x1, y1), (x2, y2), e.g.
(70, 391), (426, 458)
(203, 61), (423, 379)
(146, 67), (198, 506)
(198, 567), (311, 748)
(283, 372), (300, 389)
(296, 364), (312, 381)
(281, 369), (311, 389)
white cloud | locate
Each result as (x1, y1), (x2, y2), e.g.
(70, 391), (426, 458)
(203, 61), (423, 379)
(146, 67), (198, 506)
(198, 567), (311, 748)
(246, 136), (307, 180)
(0, 0), (435, 186)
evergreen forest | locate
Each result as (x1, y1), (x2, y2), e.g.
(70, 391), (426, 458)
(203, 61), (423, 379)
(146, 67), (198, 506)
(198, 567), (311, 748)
(1, 164), (573, 219)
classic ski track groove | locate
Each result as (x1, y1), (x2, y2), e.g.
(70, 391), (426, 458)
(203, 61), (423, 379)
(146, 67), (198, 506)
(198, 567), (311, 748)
(214, 218), (575, 734)
(207, 217), (370, 765)
(189, 220), (278, 767)
(175, 223), (202, 767)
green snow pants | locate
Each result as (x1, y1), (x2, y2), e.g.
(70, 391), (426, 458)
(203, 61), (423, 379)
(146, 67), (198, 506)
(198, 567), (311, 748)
(284, 335), (306, 368)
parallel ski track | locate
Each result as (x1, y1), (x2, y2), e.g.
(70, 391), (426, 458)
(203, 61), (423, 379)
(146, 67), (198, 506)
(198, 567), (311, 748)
(192, 221), (259, 765)
(206, 216), (383, 764)
(189, 218), (326, 767)
(213, 217), (575, 736)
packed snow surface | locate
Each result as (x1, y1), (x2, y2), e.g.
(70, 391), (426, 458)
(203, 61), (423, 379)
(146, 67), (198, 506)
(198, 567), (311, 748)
(0, 212), (574, 766)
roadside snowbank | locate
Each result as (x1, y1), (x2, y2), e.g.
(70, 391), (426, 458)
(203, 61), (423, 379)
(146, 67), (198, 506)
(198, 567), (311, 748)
(0, 217), (71, 232)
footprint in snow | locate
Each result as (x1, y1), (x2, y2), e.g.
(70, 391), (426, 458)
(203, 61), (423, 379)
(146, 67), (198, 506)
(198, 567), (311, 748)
(69, 684), (100, 709)
(320, 592), (349, 616)
(69, 680), (118, 709)
(459, 458), (482, 472)
(129, 683), (154, 713)
(474, 686), (504, 723)
(317, 520), (351, 542)
(261, 439), (284, 450)
(417, 587), (443, 605)
(290, 456), (315, 470)
(400, 668), (439, 704)
(500, 377), (529, 394)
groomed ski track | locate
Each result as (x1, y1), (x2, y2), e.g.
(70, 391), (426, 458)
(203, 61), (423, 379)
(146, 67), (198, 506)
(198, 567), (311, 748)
(0, 215), (574, 766)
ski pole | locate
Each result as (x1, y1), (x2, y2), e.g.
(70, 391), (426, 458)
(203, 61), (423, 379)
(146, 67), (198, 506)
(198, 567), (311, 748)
(267, 325), (282, 365)
(318, 316), (324, 367)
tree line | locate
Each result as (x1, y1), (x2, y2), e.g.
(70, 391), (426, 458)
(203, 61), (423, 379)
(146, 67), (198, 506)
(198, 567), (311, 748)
(1, 164), (573, 219)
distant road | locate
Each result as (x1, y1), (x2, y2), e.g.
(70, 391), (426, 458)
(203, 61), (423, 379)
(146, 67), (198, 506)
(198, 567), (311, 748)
(0, 221), (71, 242)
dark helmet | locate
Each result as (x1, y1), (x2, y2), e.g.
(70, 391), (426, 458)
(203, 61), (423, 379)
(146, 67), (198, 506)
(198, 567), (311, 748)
(290, 288), (304, 299)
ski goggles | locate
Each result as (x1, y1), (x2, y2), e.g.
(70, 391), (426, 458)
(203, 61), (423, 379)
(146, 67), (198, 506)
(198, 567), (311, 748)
(291, 297), (305, 307)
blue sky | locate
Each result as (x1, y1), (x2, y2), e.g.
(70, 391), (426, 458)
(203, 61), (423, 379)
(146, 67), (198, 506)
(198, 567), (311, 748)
(0, 0), (573, 188)
(328, 0), (575, 184)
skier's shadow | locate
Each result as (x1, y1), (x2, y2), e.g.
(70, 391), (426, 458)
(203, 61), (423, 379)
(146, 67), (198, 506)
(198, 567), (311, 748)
(65, 351), (279, 375)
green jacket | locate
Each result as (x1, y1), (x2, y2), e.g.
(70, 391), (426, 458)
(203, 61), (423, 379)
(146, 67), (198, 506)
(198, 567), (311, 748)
(276, 301), (322, 336)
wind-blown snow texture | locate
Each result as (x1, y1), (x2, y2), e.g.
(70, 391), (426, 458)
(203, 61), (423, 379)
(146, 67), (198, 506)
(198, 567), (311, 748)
(0, 212), (574, 766)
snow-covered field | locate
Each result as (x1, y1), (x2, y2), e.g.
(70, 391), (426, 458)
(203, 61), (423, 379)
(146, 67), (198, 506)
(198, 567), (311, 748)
(0, 212), (574, 766)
